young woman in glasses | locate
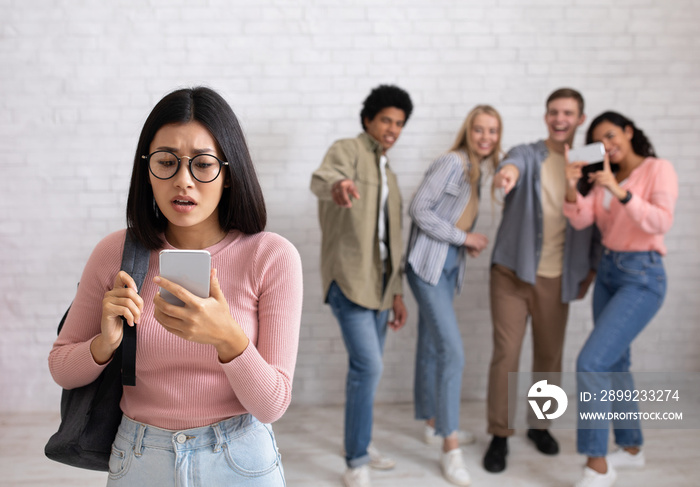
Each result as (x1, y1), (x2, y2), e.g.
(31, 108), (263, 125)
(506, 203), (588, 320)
(49, 87), (302, 486)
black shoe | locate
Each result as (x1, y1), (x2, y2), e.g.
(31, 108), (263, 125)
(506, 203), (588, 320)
(483, 435), (508, 473)
(527, 428), (559, 455)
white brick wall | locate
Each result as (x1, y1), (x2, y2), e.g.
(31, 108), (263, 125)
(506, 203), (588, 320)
(2, 0), (698, 412)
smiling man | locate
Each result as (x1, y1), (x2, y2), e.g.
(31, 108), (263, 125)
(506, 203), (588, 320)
(310, 85), (413, 487)
(483, 88), (601, 474)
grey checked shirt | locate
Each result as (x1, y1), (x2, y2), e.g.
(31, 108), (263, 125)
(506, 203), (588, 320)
(491, 140), (601, 303)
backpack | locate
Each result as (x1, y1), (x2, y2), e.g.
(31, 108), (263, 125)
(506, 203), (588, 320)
(45, 230), (150, 471)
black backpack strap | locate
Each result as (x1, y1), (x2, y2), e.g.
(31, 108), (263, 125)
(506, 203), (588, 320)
(119, 230), (150, 386)
(122, 230), (150, 293)
(121, 322), (137, 386)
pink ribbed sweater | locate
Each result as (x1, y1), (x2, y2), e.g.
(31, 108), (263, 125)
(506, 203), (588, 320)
(563, 157), (678, 255)
(49, 229), (303, 429)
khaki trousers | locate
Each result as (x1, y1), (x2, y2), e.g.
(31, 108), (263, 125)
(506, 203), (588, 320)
(487, 264), (569, 437)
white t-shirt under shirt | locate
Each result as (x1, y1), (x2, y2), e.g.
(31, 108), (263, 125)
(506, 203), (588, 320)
(378, 155), (389, 262)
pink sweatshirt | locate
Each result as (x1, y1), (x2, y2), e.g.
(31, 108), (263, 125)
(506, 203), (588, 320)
(563, 158), (678, 255)
(49, 229), (303, 429)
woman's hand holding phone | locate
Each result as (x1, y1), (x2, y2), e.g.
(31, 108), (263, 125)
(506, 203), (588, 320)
(91, 271), (144, 365)
(153, 269), (250, 363)
(566, 142), (625, 200)
(587, 153), (626, 199)
(564, 144), (586, 202)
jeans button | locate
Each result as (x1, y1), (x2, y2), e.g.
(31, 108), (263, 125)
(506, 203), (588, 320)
(176, 434), (187, 444)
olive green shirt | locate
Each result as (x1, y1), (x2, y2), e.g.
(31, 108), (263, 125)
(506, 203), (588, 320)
(310, 132), (404, 311)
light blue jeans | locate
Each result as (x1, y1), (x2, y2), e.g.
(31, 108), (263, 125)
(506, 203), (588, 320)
(107, 414), (285, 486)
(327, 281), (389, 468)
(577, 250), (666, 457)
(408, 245), (465, 438)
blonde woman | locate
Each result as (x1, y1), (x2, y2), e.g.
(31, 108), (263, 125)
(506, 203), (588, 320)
(406, 105), (502, 486)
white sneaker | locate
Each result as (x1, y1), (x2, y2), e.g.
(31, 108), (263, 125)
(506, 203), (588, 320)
(440, 448), (471, 486)
(340, 443), (395, 470)
(607, 448), (645, 469)
(574, 466), (617, 487)
(342, 465), (371, 487)
(367, 443), (396, 470)
(424, 425), (476, 445)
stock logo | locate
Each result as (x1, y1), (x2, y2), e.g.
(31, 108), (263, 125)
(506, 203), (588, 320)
(528, 380), (568, 420)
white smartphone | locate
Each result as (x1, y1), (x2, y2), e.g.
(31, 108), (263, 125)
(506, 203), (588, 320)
(568, 142), (605, 164)
(158, 250), (211, 306)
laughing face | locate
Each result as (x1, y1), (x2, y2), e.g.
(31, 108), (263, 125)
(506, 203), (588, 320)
(469, 113), (501, 159)
(544, 97), (586, 148)
(149, 121), (227, 242)
(363, 107), (406, 153)
(591, 120), (635, 164)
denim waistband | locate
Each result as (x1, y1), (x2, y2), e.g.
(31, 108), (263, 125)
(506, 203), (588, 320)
(602, 248), (662, 262)
(117, 414), (258, 453)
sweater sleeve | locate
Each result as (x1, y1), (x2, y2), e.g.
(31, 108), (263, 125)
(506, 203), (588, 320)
(624, 159), (678, 235)
(220, 235), (303, 424)
(408, 153), (468, 247)
(563, 191), (596, 230)
(48, 230), (125, 389)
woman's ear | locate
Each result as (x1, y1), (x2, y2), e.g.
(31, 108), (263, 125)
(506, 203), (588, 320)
(624, 124), (634, 141)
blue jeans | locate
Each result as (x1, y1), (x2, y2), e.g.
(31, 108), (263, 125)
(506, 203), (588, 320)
(577, 250), (666, 457)
(107, 414), (285, 486)
(327, 281), (389, 468)
(408, 245), (464, 438)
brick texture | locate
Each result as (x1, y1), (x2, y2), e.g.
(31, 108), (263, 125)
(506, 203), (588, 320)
(1, 0), (698, 412)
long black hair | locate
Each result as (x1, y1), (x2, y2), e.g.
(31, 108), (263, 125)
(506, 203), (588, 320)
(586, 111), (656, 158)
(126, 87), (266, 250)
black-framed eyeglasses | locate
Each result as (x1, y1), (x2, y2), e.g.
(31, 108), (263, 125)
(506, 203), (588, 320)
(142, 151), (229, 183)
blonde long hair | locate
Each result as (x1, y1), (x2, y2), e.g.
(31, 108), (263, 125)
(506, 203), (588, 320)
(448, 105), (503, 185)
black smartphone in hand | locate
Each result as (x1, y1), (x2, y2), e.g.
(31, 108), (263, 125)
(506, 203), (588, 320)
(569, 143), (620, 196)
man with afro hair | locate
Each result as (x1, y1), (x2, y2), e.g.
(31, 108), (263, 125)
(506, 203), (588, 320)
(311, 84), (413, 487)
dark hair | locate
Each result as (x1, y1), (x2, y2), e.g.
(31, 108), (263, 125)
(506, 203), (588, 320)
(360, 84), (413, 130)
(586, 111), (656, 158)
(546, 87), (585, 115)
(126, 87), (266, 250)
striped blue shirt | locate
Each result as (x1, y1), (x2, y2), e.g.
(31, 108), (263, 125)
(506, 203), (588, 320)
(406, 151), (476, 291)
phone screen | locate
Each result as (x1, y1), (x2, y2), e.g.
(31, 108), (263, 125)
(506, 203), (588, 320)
(158, 250), (211, 306)
(568, 142), (605, 165)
